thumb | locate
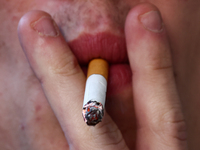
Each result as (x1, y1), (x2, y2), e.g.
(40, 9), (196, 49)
(125, 3), (187, 150)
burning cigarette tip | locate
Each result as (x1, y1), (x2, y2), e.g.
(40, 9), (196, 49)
(82, 100), (104, 126)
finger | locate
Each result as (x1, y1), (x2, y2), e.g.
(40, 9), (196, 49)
(18, 10), (128, 150)
(125, 3), (187, 150)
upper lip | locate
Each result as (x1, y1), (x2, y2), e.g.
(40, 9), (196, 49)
(67, 32), (128, 65)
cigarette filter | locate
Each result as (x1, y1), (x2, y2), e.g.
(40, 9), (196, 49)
(82, 59), (109, 126)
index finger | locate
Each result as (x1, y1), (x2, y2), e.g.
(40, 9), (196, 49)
(18, 10), (128, 150)
(125, 3), (188, 149)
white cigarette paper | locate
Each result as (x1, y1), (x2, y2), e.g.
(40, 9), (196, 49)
(83, 74), (107, 107)
(82, 59), (109, 126)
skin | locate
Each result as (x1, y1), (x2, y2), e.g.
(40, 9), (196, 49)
(1, 0), (200, 149)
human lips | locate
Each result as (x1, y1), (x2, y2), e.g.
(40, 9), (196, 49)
(68, 32), (132, 95)
(68, 32), (128, 64)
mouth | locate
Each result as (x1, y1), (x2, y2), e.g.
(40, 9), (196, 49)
(68, 32), (128, 64)
(68, 32), (132, 95)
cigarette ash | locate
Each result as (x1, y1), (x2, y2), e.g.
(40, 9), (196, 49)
(82, 100), (104, 126)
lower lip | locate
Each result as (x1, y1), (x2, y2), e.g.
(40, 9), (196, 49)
(107, 64), (132, 95)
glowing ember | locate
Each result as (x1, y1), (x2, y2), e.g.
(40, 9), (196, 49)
(82, 100), (104, 126)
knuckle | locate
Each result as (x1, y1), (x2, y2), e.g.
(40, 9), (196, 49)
(145, 47), (172, 71)
(151, 65), (173, 71)
(90, 118), (128, 150)
(50, 51), (80, 77)
(151, 106), (187, 145)
(161, 108), (187, 142)
(166, 119), (187, 142)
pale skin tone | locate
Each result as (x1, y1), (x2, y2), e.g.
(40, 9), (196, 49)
(1, 0), (200, 149)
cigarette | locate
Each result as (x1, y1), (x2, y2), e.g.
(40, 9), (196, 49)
(82, 58), (109, 126)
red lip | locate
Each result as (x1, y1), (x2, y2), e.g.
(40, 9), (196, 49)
(68, 32), (132, 95)
(68, 32), (128, 65)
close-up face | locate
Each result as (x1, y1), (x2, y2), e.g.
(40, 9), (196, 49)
(3, 0), (198, 95)
(1, 0), (200, 149)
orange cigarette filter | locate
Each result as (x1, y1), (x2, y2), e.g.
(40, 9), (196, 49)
(87, 59), (109, 80)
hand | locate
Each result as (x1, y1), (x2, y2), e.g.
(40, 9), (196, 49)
(1, 0), (200, 149)
(17, 3), (187, 150)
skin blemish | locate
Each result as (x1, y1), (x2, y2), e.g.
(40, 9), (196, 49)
(0, 41), (6, 49)
(35, 117), (41, 122)
(21, 124), (25, 130)
(35, 105), (42, 112)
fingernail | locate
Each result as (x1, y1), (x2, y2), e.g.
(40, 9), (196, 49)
(31, 16), (59, 37)
(139, 11), (163, 33)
